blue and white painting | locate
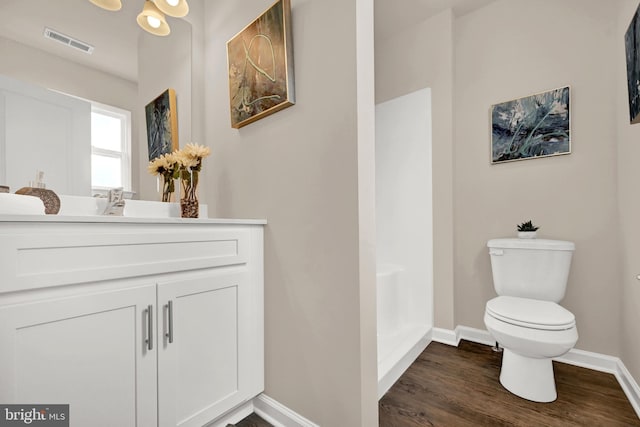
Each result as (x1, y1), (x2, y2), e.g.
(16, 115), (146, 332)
(625, 2), (640, 124)
(491, 87), (570, 164)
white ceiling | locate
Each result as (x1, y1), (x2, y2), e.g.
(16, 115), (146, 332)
(0, 0), (145, 82)
(375, 0), (498, 42)
(0, 0), (497, 84)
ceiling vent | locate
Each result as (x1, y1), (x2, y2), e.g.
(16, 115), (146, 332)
(43, 27), (94, 54)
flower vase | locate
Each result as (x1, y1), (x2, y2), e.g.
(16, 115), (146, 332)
(180, 170), (199, 218)
(160, 174), (175, 203)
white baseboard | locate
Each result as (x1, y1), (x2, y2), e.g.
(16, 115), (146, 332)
(556, 348), (640, 418)
(377, 330), (431, 399)
(554, 347), (619, 372)
(615, 359), (640, 418)
(206, 400), (254, 427)
(455, 325), (495, 346)
(253, 394), (319, 427)
(431, 327), (458, 346)
(431, 325), (495, 347)
(440, 325), (640, 419)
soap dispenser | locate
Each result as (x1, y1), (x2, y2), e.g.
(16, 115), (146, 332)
(16, 171), (61, 214)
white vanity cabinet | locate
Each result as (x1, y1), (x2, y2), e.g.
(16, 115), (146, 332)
(0, 283), (158, 427)
(157, 269), (263, 427)
(0, 217), (265, 427)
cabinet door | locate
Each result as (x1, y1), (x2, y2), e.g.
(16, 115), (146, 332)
(0, 284), (157, 427)
(157, 270), (255, 427)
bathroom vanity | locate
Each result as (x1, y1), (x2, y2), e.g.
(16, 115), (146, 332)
(0, 215), (265, 427)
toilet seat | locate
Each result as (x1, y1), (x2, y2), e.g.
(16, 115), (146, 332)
(486, 296), (575, 331)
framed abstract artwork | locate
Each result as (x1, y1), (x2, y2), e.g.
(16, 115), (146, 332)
(227, 0), (295, 129)
(490, 86), (571, 164)
(625, 2), (640, 124)
(145, 88), (179, 161)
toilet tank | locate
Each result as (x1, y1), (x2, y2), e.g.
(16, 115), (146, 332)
(487, 238), (575, 303)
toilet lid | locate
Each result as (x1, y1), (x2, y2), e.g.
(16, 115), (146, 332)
(486, 296), (575, 330)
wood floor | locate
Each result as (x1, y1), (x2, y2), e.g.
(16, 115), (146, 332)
(379, 340), (640, 426)
(232, 413), (273, 427)
(232, 340), (640, 426)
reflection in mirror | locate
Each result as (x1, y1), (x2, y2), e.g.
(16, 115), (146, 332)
(0, 0), (192, 201)
(0, 74), (91, 196)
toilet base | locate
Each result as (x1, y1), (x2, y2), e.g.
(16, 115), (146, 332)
(500, 348), (557, 403)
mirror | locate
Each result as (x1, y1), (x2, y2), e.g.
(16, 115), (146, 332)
(0, 0), (193, 201)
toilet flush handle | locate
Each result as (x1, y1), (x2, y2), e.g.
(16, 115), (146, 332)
(489, 248), (504, 256)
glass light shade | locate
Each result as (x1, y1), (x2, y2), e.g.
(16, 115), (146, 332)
(152, 0), (189, 18)
(137, 0), (170, 36)
(88, 0), (122, 11)
(147, 15), (161, 28)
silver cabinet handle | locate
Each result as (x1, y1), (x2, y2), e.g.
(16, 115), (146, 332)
(166, 300), (174, 344)
(146, 305), (153, 351)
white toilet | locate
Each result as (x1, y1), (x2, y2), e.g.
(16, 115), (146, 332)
(484, 238), (578, 403)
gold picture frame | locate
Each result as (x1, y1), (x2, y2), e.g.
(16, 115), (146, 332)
(226, 0), (295, 129)
(145, 88), (179, 161)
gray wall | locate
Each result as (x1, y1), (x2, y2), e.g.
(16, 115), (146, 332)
(376, 0), (640, 382)
(617, 0), (640, 388)
(0, 37), (137, 109)
(454, 0), (622, 355)
(375, 9), (456, 329)
(201, 0), (378, 425)
(137, 19), (193, 201)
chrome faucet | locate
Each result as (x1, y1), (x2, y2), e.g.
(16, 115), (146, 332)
(102, 187), (125, 216)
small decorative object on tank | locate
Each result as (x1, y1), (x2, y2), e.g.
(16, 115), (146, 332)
(516, 220), (539, 239)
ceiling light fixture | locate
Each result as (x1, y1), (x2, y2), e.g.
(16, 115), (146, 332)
(137, 0), (171, 36)
(88, 0), (122, 11)
(152, 0), (189, 18)
(87, 0), (189, 37)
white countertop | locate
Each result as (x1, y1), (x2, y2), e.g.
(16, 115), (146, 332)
(0, 195), (266, 225)
(0, 214), (266, 225)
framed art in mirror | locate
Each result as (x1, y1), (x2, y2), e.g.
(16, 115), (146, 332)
(145, 88), (179, 161)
